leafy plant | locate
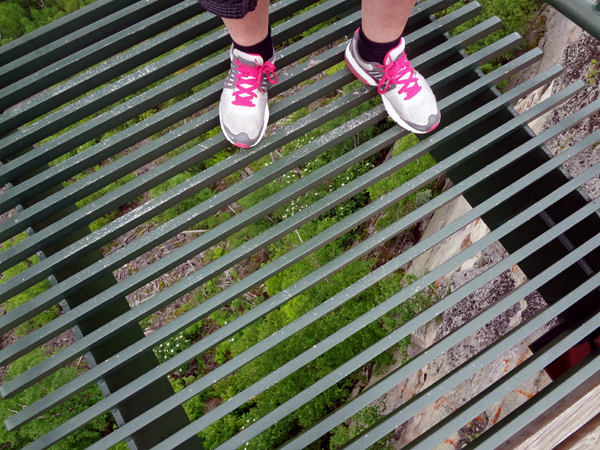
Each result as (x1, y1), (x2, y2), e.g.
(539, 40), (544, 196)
(586, 59), (599, 85)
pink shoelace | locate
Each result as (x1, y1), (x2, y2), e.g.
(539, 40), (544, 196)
(377, 53), (421, 100)
(232, 59), (278, 107)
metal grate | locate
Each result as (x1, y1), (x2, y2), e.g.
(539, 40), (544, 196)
(1, 0), (600, 449)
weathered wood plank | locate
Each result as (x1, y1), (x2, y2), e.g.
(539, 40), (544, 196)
(497, 369), (600, 450)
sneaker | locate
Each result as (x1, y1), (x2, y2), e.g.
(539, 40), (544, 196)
(219, 46), (278, 148)
(345, 29), (440, 134)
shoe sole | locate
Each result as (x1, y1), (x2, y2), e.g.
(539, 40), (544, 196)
(220, 104), (270, 149)
(344, 43), (440, 135)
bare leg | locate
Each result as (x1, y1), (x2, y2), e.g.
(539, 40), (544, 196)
(361, 0), (414, 42)
(222, 0), (270, 46)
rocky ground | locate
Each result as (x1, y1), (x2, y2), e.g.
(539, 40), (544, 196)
(351, 5), (600, 448)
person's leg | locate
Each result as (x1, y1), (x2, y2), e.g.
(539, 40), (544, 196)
(222, 0), (270, 47)
(345, 0), (441, 134)
(199, 0), (277, 148)
(360, 0), (413, 46)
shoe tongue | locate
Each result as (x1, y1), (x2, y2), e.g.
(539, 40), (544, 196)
(383, 38), (406, 65)
(233, 48), (264, 67)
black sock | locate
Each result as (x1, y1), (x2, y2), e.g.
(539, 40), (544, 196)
(232, 27), (274, 62)
(357, 27), (401, 64)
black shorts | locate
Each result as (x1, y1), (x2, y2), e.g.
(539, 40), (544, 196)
(198, 0), (259, 19)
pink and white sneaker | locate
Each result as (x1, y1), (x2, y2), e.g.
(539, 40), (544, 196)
(345, 29), (441, 134)
(219, 46), (278, 148)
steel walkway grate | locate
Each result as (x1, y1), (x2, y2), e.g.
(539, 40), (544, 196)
(1, 0), (600, 449)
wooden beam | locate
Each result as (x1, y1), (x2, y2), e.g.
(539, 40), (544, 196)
(497, 369), (600, 450)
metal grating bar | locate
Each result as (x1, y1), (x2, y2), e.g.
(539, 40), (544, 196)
(0, 0), (203, 110)
(0, 0), (142, 67)
(1, 8), (499, 222)
(545, 0), (600, 42)
(1, 48), (546, 410)
(0, 0), (324, 150)
(0, 0), (182, 91)
(51, 73), (587, 450)
(2, 0), (600, 448)
(0, 1), (488, 330)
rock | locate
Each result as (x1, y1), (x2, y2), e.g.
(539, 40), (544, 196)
(513, 5), (583, 134)
(392, 396), (456, 448)
(539, 31), (600, 200)
(510, 5), (582, 91)
(364, 233), (548, 449)
(406, 196), (490, 279)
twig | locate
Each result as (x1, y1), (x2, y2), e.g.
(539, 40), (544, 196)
(164, 239), (185, 247)
(243, 292), (256, 305)
(181, 230), (208, 234)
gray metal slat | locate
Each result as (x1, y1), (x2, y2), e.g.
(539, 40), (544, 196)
(397, 1), (481, 49)
(1, 37), (532, 412)
(0, 35), (531, 361)
(0, 0), (141, 68)
(352, 274), (600, 450)
(546, 0), (600, 42)
(55, 68), (576, 450)
(0, 70), (359, 311)
(217, 138), (600, 450)
(0, 0), (327, 148)
(412, 16), (502, 72)
(0, 7), (492, 313)
(0, 0), (204, 112)
(0, 0), (182, 91)
(2, 48), (544, 421)
(0, 0), (462, 177)
(2, 48), (548, 446)
(0, 6), (363, 199)
(2, 49), (552, 426)
(0, 11), (499, 231)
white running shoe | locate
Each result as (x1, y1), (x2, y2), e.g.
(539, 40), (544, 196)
(219, 46), (278, 148)
(345, 29), (441, 134)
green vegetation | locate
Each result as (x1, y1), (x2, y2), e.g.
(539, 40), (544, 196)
(587, 59), (599, 86)
(0, 348), (127, 450)
(440, 0), (543, 74)
(0, 0), (545, 448)
(0, 0), (98, 45)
